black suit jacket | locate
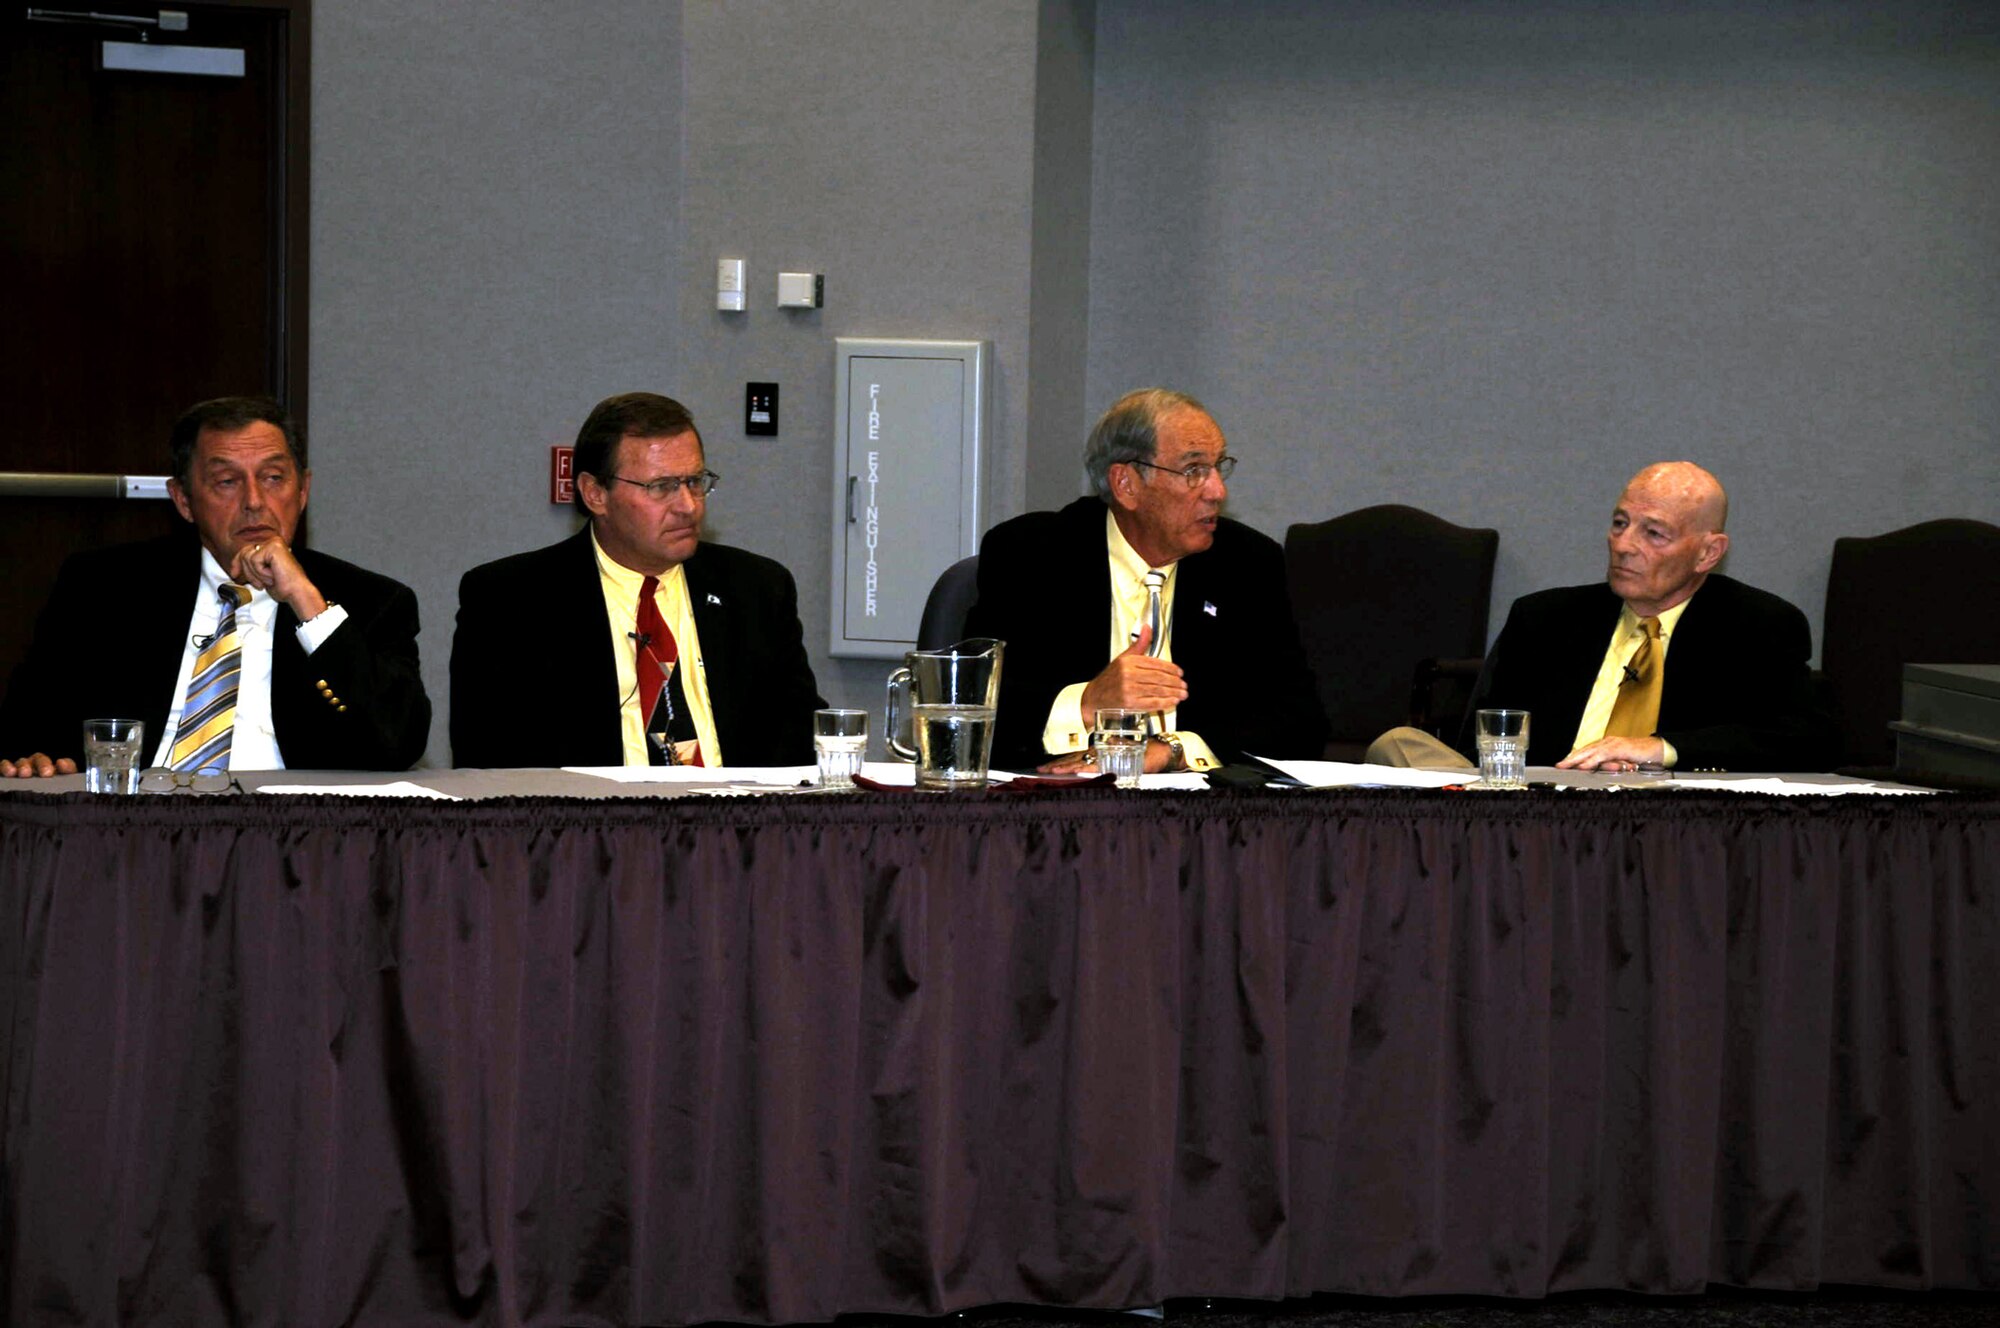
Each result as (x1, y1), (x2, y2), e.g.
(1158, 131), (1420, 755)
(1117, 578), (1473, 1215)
(449, 527), (825, 768)
(0, 532), (431, 770)
(964, 496), (1327, 770)
(1465, 574), (1838, 771)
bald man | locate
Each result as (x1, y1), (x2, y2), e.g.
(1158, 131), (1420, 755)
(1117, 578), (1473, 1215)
(1373, 462), (1836, 772)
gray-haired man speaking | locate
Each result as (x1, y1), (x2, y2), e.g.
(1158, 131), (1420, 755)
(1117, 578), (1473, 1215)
(965, 388), (1326, 774)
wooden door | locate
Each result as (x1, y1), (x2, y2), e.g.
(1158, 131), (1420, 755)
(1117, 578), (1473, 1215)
(0, 0), (308, 705)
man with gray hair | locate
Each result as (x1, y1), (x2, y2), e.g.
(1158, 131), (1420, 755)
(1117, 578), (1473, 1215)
(965, 388), (1326, 773)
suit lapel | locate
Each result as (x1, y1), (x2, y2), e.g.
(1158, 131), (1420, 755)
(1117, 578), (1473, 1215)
(270, 550), (308, 704)
(684, 550), (730, 731)
(1563, 589), (1625, 704)
(684, 551), (723, 633)
(1170, 544), (1223, 678)
(136, 540), (210, 747)
(562, 529), (627, 762)
(1073, 501), (1116, 671)
(1657, 575), (1724, 728)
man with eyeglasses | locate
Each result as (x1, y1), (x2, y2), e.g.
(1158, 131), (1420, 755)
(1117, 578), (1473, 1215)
(965, 387), (1326, 773)
(449, 392), (824, 768)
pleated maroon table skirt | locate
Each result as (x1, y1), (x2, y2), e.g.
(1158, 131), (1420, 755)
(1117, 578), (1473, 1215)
(3, 786), (1995, 1324)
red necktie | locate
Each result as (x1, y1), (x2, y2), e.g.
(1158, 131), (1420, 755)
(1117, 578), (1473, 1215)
(636, 577), (703, 765)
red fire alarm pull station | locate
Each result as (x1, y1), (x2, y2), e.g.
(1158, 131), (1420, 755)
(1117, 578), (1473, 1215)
(550, 445), (575, 504)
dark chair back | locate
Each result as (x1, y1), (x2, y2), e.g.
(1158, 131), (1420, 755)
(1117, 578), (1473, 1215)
(1822, 517), (2000, 768)
(1285, 504), (1499, 761)
(917, 555), (981, 651)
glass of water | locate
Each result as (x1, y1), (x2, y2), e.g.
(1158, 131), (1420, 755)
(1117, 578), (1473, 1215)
(814, 708), (868, 789)
(1092, 708), (1148, 789)
(82, 717), (145, 794)
(1474, 709), (1530, 790)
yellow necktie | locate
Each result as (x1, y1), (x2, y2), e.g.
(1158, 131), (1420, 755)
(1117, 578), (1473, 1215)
(1604, 615), (1663, 739)
(170, 583), (252, 772)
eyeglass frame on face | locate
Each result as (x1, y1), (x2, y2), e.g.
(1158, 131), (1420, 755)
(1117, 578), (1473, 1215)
(1125, 456), (1238, 488)
(608, 470), (721, 500)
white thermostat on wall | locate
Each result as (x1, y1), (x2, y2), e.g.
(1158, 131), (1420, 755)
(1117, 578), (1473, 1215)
(716, 258), (745, 312)
(829, 337), (990, 659)
(777, 272), (824, 308)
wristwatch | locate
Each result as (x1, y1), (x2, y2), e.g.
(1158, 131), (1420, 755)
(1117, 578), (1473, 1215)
(1158, 731), (1188, 772)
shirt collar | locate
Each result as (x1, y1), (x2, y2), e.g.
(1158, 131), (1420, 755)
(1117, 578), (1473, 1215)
(589, 525), (684, 601)
(1619, 592), (1694, 641)
(1105, 506), (1175, 584)
(197, 546), (272, 611)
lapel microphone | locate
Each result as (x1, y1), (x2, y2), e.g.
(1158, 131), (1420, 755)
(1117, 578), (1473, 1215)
(627, 631), (654, 649)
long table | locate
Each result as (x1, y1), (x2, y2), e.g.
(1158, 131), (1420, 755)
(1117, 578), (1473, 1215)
(3, 777), (1996, 1324)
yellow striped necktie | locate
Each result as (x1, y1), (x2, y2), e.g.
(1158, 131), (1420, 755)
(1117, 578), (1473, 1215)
(169, 583), (253, 772)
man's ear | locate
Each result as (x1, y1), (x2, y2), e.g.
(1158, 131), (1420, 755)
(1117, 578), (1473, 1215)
(576, 472), (609, 517)
(1696, 531), (1730, 573)
(167, 477), (194, 525)
(1107, 463), (1139, 514)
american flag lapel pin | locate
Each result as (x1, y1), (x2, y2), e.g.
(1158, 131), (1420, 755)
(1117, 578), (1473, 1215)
(707, 593), (722, 605)
(1203, 601), (1217, 617)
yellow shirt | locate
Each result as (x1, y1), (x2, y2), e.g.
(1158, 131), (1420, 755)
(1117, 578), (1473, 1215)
(591, 529), (724, 766)
(1572, 596), (1692, 766)
(1039, 509), (1219, 770)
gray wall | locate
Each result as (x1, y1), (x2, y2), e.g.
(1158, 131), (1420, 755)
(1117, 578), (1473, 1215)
(307, 0), (2000, 766)
(1027, 0), (1100, 515)
(669, 0), (1054, 732)
(312, 0), (683, 765)
(1087, 0), (2000, 647)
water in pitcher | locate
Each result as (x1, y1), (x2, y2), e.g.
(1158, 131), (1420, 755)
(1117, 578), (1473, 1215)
(912, 703), (995, 789)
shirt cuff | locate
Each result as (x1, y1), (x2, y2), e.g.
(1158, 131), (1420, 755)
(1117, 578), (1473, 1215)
(1659, 738), (1678, 769)
(1169, 731), (1221, 771)
(293, 603), (349, 655)
(1043, 683), (1092, 754)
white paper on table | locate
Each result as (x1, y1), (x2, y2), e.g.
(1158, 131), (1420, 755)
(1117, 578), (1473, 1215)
(860, 762), (1016, 787)
(1668, 776), (1934, 796)
(1250, 756), (1469, 789)
(257, 781), (459, 799)
(1138, 772), (1212, 790)
(562, 764), (818, 786)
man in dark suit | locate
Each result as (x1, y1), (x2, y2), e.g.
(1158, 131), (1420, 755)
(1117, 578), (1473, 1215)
(0, 396), (431, 776)
(1374, 460), (1835, 772)
(450, 392), (823, 768)
(965, 388), (1325, 773)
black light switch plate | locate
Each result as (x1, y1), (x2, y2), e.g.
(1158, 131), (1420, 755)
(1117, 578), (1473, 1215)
(746, 382), (778, 436)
